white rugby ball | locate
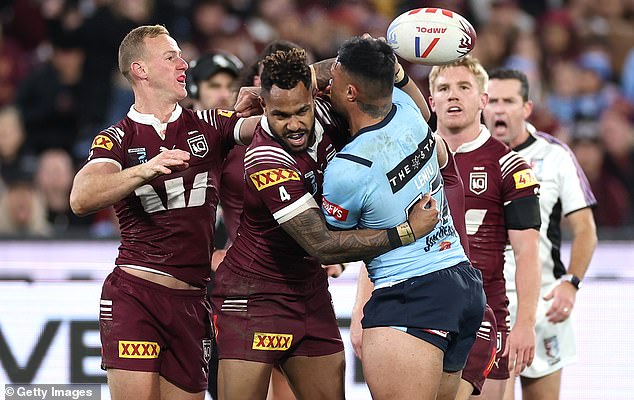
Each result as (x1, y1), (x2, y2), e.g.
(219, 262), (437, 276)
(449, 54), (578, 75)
(387, 7), (477, 65)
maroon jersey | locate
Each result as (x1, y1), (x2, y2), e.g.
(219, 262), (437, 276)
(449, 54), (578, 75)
(452, 128), (538, 312)
(221, 97), (348, 283)
(219, 145), (246, 244)
(441, 143), (469, 258)
(86, 106), (244, 287)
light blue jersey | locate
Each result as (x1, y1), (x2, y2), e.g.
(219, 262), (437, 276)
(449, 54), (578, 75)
(322, 88), (468, 288)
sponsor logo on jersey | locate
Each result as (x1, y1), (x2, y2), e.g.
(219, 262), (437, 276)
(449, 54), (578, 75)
(217, 109), (234, 118)
(252, 332), (293, 351)
(249, 168), (300, 191)
(513, 169), (538, 189)
(439, 241), (451, 251)
(118, 340), (160, 359)
(469, 171), (488, 195)
(202, 339), (212, 364)
(322, 197), (349, 221)
(128, 147), (147, 164)
(423, 328), (449, 338)
(386, 129), (435, 193)
(187, 134), (209, 158)
(424, 225), (457, 252)
(91, 135), (113, 151)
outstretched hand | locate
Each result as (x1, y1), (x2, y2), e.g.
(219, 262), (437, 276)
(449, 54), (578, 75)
(407, 193), (439, 239)
(140, 148), (190, 180)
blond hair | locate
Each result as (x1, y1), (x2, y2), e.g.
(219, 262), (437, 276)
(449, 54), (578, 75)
(118, 25), (169, 82)
(428, 56), (488, 94)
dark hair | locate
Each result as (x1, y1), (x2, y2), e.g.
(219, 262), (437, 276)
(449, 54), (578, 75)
(336, 37), (395, 98)
(488, 69), (530, 102)
(260, 48), (311, 95)
(239, 40), (303, 87)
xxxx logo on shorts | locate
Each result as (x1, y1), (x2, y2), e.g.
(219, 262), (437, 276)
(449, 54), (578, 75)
(118, 340), (160, 359)
(249, 169), (300, 191)
(252, 332), (293, 351)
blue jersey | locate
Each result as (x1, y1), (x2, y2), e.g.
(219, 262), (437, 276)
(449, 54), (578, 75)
(321, 89), (468, 287)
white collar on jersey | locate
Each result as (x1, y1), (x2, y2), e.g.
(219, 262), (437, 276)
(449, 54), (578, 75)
(454, 125), (491, 153)
(260, 115), (325, 162)
(127, 104), (184, 140)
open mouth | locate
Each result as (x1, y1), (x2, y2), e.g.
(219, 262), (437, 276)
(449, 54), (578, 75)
(177, 75), (186, 84)
(494, 119), (508, 129)
(448, 106), (462, 114)
(286, 131), (307, 146)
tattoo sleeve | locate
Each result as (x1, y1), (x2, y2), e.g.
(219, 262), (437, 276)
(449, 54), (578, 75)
(311, 58), (336, 91)
(281, 207), (392, 264)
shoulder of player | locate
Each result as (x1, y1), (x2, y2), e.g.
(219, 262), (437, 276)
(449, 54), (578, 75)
(244, 142), (298, 171)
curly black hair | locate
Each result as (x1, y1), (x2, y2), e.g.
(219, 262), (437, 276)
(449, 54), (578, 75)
(260, 48), (311, 95)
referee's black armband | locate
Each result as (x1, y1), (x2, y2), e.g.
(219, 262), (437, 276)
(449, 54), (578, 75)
(504, 195), (541, 230)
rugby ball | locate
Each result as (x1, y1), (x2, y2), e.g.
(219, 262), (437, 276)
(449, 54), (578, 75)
(387, 8), (476, 65)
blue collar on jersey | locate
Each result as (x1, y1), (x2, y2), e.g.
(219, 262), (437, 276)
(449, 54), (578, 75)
(351, 104), (397, 141)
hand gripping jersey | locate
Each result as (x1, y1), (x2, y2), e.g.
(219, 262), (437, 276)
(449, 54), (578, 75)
(504, 126), (596, 290)
(85, 105), (244, 287)
(220, 96), (349, 283)
(321, 88), (468, 288)
(451, 127), (539, 312)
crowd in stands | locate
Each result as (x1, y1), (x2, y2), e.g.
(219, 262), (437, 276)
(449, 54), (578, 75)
(0, 0), (633, 238)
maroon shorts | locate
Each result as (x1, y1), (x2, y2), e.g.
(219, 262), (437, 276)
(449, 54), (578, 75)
(100, 267), (213, 393)
(210, 265), (343, 364)
(461, 304), (504, 394)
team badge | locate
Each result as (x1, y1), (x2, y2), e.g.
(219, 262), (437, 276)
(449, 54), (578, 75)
(252, 332), (293, 351)
(91, 135), (113, 151)
(187, 134), (209, 158)
(513, 168), (538, 189)
(469, 171), (488, 195)
(202, 339), (213, 364)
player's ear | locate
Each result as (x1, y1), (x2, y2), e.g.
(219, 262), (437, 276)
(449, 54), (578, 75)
(524, 99), (534, 119)
(479, 91), (489, 110)
(428, 95), (436, 112)
(346, 84), (357, 102)
(131, 60), (147, 79)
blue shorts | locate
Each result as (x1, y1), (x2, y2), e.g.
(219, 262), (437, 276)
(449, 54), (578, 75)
(362, 262), (485, 372)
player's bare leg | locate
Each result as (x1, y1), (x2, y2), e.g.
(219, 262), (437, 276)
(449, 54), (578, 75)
(436, 370), (462, 400)
(266, 366), (296, 400)
(107, 370), (204, 400)
(475, 377), (507, 400)
(280, 351), (345, 400)
(362, 327), (443, 400)
(455, 379), (476, 400)
(520, 370), (562, 400)
(218, 359), (273, 400)
(503, 374), (517, 400)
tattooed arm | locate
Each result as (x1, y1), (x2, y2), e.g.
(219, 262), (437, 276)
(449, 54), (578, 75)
(281, 196), (438, 265)
(310, 58), (336, 92)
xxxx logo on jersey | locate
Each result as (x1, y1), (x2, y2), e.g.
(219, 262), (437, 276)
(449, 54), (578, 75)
(513, 169), (538, 189)
(252, 332), (293, 351)
(91, 135), (113, 150)
(118, 340), (160, 359)
(249, 168), (300, 191)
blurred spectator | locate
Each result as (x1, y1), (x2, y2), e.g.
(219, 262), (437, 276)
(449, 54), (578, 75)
(622, 47), (634, 104)
(572, 137), (631, 226)
(537, 9), (580, 74)
(0, 106), (37, 186)
(0, 27), (30, 107)
(546, 60), (580, 128)
(575, 44), (620, 123)
(35, 148), (91, 233)
(15, 32), (88, 160)
(0, 168), (50, 237)
(599, 107), (634, 222)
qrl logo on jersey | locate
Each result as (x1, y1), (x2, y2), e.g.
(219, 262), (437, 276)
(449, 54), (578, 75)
(187, 134), (209, 158)
(118, 340), (160, 359)
(322, 197), (349, 222)
(469, 172), (488, 195)
(249, 168), (300, 191)
(513, 169), (538, 189)
(252, 332), (293, 351)
(91, 135), (113, 151)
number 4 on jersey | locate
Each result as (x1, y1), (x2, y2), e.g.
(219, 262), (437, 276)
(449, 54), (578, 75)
(279, 185), (291, 201)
